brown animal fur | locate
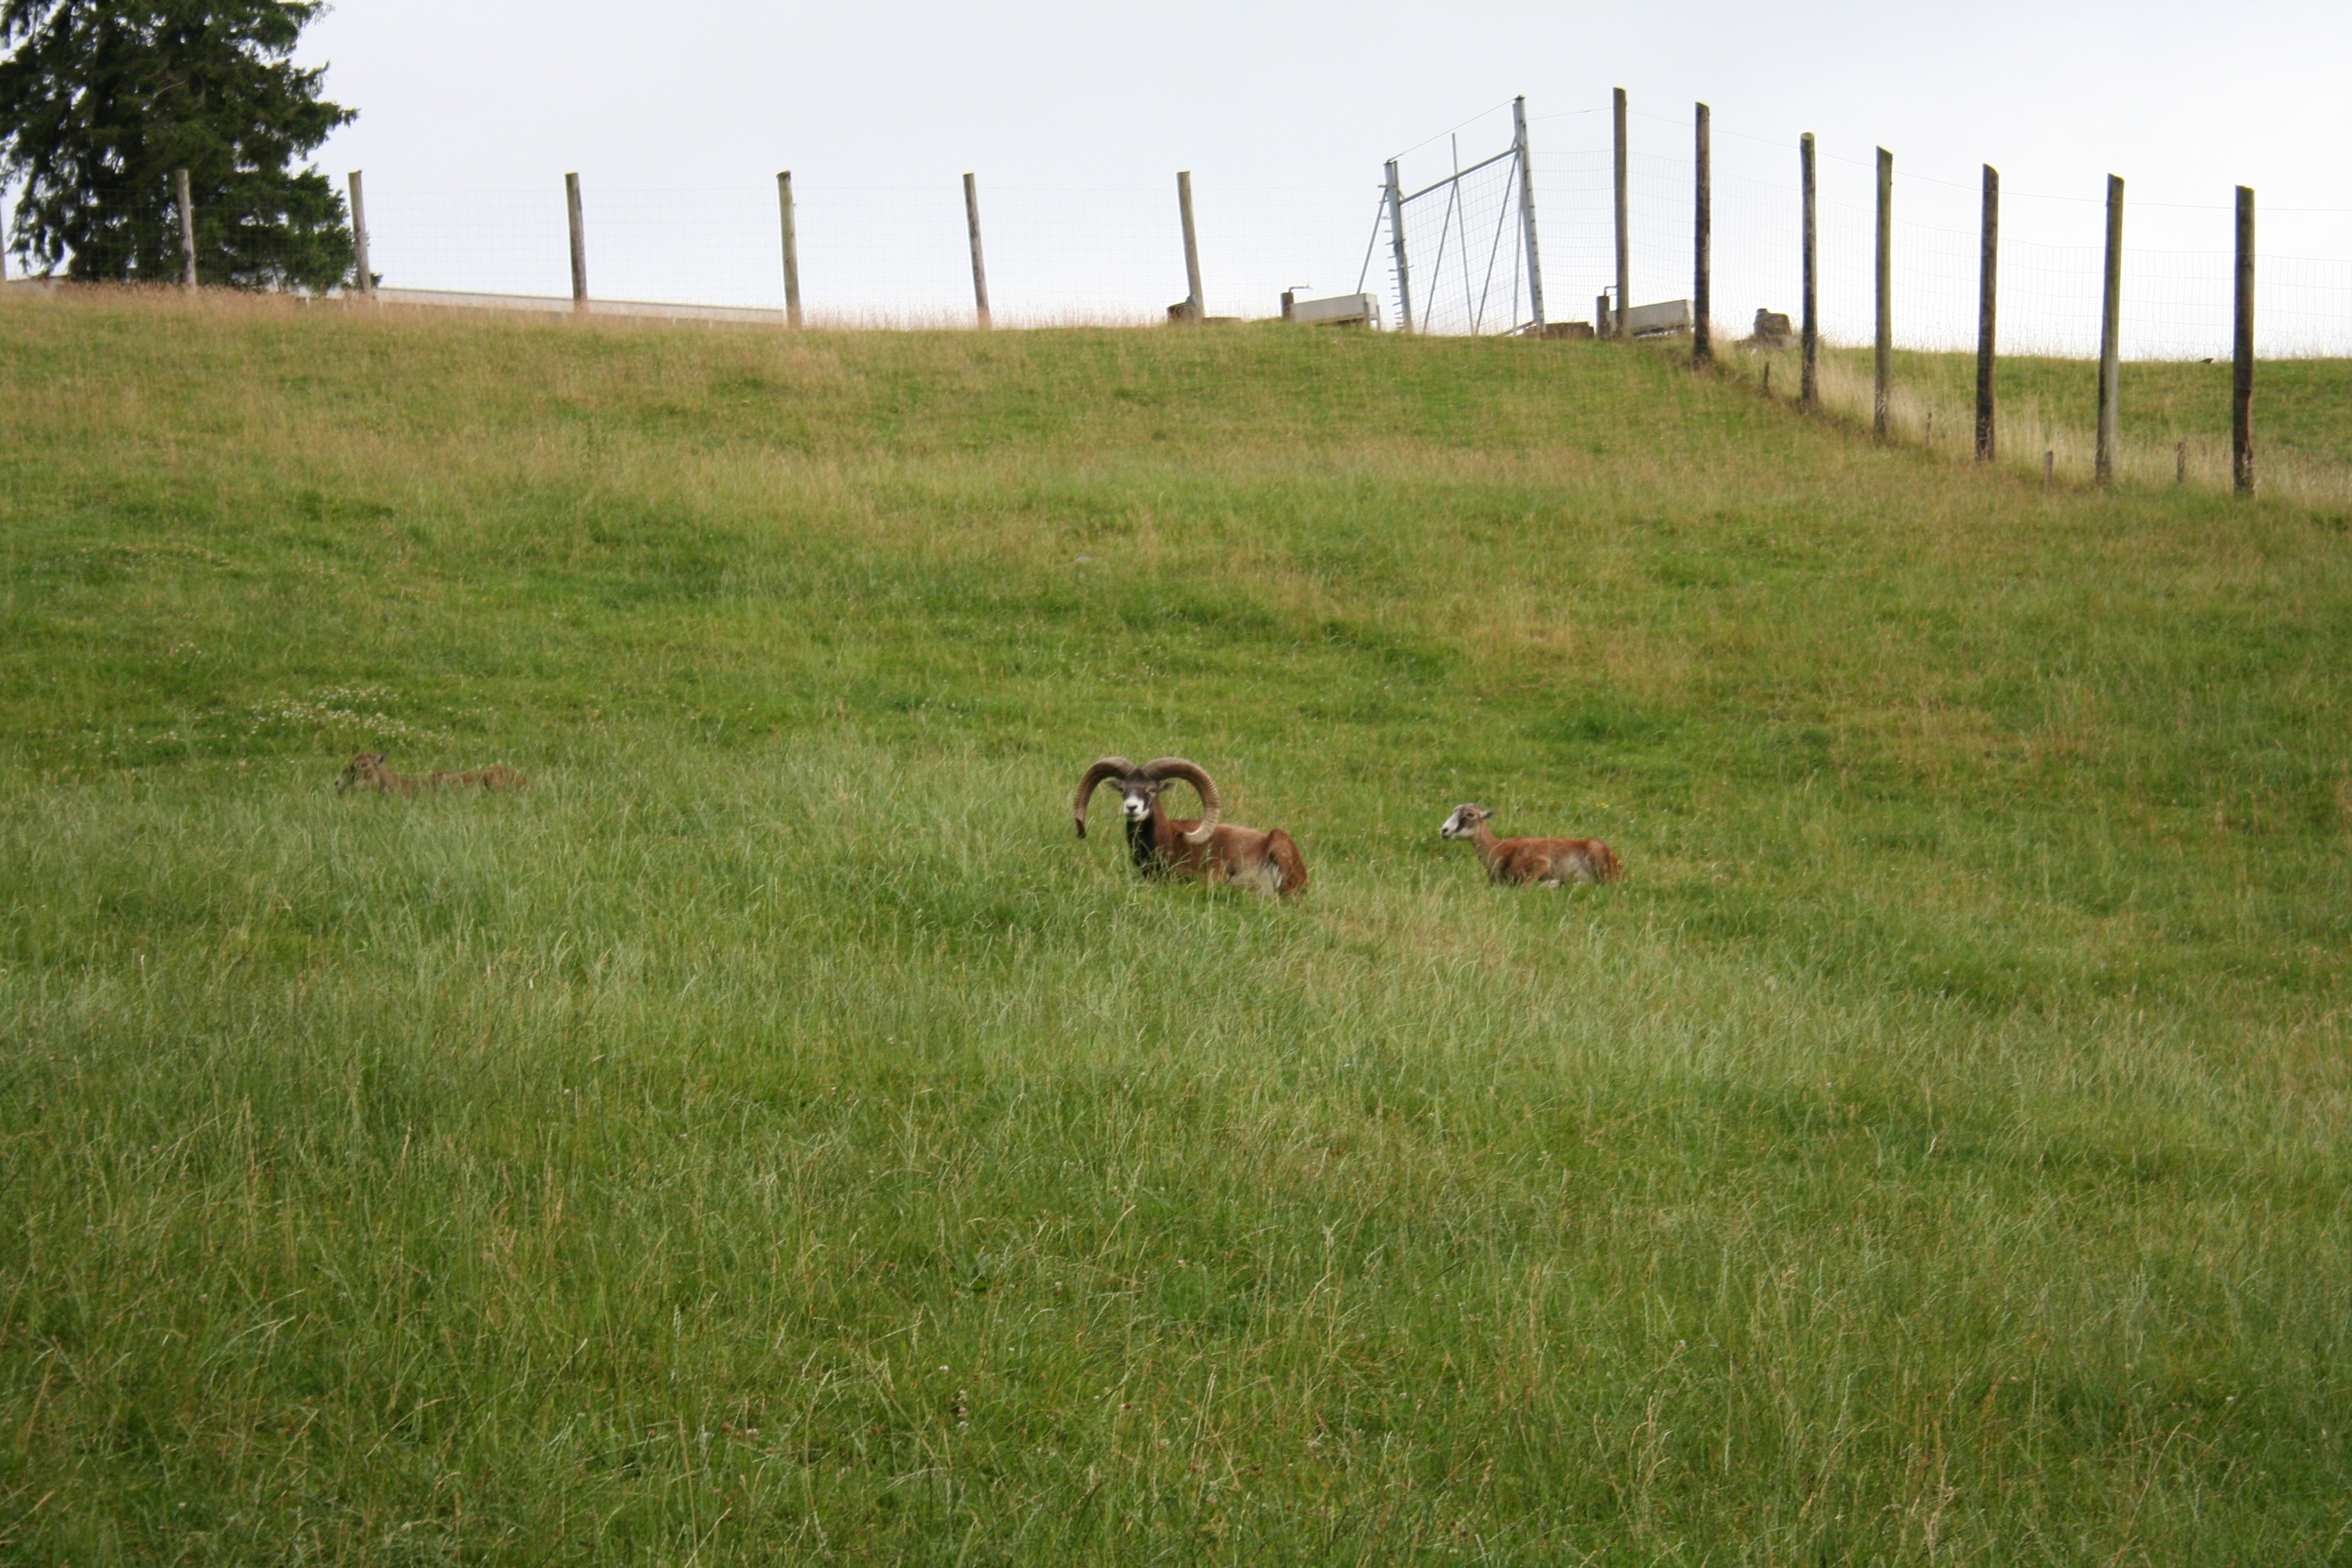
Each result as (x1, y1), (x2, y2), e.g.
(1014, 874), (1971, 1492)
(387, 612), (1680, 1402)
(1440, 804), (1620, 887)
(1074, 756), (1309, 899)
(336, 753), (527, 795)
(336, 752), (421, 794)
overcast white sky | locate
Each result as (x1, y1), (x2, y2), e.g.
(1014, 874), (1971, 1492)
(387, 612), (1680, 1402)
(108, 1), (2352, 344)
(303, 0), (2344, 200)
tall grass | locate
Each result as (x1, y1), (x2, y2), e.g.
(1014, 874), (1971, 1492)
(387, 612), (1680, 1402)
(2, 289), (2349, 1563)
(1729, 336), (2352, 506)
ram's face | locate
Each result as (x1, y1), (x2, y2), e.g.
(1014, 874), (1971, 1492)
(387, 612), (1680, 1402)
(1120, 780), (1160, 821)
(1439, 804), (1486, 839)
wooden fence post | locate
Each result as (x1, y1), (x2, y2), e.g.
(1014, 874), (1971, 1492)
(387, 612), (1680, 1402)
(1177, 169), (1204, 321)
(1693, 102), (1712, 368)
(963, 172), (992, 329)
(1612, 87), (1630, 338)
(176, 168), (197, 291)
(1799, 133), (1818, 409)
(565, 172), (588, 309)
(1512, 96), (1546, 332)
(1976, 165), (1998, 462)
(2096, 174), (2123, 485)
(1874, 146), (1892, 437)
(1385, 159), (1412, 334)
(2233, 184), (2255, 494)
(777, 172), (802, 328)
(347, 170), (372, 293)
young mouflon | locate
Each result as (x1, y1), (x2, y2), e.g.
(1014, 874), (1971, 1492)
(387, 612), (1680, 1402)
(1439, 804), (1621, 887)
(1073, 755), (1308, 898)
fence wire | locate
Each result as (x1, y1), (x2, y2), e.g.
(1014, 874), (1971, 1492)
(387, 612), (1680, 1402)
(1391, 150), (1527, 336)
(7, 98), (2347, 357)
(365, 180), (1379, 327)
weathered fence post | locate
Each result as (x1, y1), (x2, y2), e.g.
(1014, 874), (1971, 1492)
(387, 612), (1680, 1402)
(1799, 133), (1818, 409)
(347, 170), (372, 294)
(1976, 165), (1999, 463)
(777, 172), (802, 328)
(176, 168), (197, 291)
(963, 172), (992, 329)
(565, 172), (588, 309)
(2096, 174), (2123, 485)
(2233, 184), (2255, 494)
(1512, 96), (1546, 332)
(1874, 146), (1892, 437)
(1693, 102), (1712, 368)
(1177, 169), (1205, 322)
(1612, 88), (1630, 338)
(1385, 159), (1413, 334)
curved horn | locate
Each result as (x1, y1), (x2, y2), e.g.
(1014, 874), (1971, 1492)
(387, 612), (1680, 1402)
(1143, 757), (1220, 843)
(1072, 757), (1140, 838)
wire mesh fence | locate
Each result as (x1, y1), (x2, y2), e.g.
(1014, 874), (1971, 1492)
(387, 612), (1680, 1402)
(361, 180), (1386, 327)
(1390, 149), (1528, 336)
(1610, 111), (2352, 360)
(7, 95), (2347, 357)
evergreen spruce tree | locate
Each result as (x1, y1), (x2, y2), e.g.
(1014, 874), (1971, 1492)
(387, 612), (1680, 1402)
(0, 2), (356, 289)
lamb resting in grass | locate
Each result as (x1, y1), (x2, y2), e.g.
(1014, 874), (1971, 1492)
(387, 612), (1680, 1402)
(1439, 803), (1620, 886)
(335, 753), (528, 794)
(1073, 755), (1309, 898)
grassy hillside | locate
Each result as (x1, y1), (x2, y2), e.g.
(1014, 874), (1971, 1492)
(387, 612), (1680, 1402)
(1, 289), (2349, 1565)
(1734, 339), (2352, 502)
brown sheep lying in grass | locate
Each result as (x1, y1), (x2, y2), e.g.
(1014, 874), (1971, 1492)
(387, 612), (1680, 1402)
(1439, 803), (1620, 886)
(335, 753), (529, 795)
(1073, 755), (1309, 899)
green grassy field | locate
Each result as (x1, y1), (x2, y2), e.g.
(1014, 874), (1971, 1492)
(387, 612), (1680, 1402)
(2, 289), (2349, 1565)
(1733, 338), (2352, 502)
